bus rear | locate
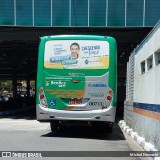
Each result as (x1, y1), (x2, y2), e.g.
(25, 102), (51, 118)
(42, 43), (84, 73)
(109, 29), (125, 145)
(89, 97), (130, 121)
(36, 35), (117, 132)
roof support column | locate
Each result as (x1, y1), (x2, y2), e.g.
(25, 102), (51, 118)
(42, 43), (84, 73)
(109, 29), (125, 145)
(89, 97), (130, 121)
(12, 65), (17, 99)
(27, 76), (30, 108)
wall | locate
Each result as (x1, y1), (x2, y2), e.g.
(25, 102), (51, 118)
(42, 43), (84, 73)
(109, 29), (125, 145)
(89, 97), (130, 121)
(125, 21), (160, 150)
(134, 27), (160, 104)
(124, 101), (133, 128)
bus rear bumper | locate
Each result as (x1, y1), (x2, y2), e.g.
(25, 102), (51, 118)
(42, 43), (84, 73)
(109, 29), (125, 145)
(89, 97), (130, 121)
(36, 104), (116, 123)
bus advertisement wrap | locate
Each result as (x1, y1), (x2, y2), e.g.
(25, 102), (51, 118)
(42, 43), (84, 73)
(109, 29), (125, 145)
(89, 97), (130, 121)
(44, 40), (109, 69)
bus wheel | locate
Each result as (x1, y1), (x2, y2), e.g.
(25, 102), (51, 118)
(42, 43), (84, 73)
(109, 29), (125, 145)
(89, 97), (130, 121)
(50, 121), (59, 132)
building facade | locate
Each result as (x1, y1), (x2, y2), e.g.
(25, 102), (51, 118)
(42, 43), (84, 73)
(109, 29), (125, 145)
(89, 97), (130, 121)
(125, 21), (160, 150)
(0, 0), (160, 27)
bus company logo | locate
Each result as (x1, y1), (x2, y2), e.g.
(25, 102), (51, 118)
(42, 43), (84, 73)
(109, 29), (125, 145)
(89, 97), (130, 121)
(45, 81), (49, 86)
(88, 83), (107, 87)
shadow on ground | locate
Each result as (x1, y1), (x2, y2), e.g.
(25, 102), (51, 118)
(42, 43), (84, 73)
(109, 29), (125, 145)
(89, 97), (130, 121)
(41, 122), (125, 141)
(0, 108), (125, 141)
(0, 108), (36, 120)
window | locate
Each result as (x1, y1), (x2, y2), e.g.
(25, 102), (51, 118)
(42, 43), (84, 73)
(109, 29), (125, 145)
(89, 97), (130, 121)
(52, 0), (69, 26)
(141, 61), (145, 74)
(0, 0), (14, 25)
(147, 55), (153, 70)
(90, 0), (106, 26)
(71, 0), (88, 26)
(126, 0), (143, 26)
(16, 0), (32, 26)
(108, 0), (125, 26)
(155, 50), (160, 66)
(145, 0), (160, 26)
(34, 0), (51, 26)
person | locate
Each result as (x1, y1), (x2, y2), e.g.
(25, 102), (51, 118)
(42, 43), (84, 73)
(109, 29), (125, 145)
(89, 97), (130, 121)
(70, 43), (80, 59)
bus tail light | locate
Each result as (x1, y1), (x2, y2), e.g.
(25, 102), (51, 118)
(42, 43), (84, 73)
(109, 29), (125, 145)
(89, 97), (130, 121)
(108, 90), (113, 95)
(106, 89), (113, 101)
(39, 87), (48, 108)
(107, 96), (112, 101)
(40, 94), (45, 99)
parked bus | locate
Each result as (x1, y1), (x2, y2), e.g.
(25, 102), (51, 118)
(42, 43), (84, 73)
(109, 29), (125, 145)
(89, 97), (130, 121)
(36, 35), (117, 133)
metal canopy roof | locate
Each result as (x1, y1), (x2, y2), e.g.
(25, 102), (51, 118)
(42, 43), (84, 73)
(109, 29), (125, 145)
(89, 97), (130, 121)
(0, 26), (152, 80)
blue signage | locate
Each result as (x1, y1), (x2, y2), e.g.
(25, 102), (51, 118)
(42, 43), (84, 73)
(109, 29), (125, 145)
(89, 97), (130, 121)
(50, 99), (56, 106)
(88, 83), (107, 87)
(50, 55), (71, 62)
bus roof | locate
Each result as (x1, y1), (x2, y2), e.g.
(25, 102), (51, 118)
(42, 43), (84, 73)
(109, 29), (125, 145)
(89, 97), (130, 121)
(40, 35), (116, 41)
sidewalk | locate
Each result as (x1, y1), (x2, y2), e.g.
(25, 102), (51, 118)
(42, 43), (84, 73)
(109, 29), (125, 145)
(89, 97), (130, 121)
(119, 120), (160, 160)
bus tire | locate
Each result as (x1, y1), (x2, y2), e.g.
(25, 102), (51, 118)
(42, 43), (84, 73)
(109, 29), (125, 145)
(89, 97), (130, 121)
(50, 121), (59, 132)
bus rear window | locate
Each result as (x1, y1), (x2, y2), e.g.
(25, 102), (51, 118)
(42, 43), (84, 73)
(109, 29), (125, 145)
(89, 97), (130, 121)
(44, 40), (109, 69)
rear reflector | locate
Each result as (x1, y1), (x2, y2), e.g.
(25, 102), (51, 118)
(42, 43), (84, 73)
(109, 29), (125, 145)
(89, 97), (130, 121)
(107, 96), (112, 101)
(40, 94), (45, 99)
(39, 87), (48, 108)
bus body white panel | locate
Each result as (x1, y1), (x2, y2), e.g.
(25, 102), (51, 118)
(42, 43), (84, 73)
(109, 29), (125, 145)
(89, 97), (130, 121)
(36, 104), (49, 120)
(37, 104), (116, 122)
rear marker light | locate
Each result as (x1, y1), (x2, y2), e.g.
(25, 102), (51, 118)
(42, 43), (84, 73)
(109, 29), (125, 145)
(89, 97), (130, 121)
(40, 94), (45, 99)
(39, 87), (48, 108)
(107, 96), (112, 101)
(108, 90), (113, 95)
(41, 100), (47, 105)
(39, 89), (43, 94)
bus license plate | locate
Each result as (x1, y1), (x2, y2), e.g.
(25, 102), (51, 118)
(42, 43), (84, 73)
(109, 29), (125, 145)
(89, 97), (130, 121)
(69, 99), (82, 105)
